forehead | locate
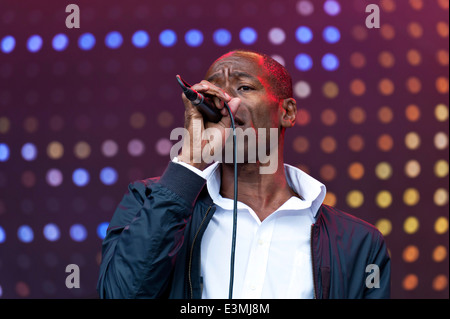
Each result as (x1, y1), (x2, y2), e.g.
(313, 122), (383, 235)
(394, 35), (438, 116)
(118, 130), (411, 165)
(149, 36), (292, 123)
(205, 52), (267, 80)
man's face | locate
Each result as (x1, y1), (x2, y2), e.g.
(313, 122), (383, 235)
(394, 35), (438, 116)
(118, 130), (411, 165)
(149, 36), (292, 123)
(204, 52), (282, 163)
(204, 52), (281, 132)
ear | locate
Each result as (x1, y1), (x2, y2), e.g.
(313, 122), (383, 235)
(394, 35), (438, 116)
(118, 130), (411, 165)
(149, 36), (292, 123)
(279, 98), (297, 128)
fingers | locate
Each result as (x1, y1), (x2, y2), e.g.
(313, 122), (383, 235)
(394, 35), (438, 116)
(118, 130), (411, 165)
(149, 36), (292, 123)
(191, 81), (232, 109)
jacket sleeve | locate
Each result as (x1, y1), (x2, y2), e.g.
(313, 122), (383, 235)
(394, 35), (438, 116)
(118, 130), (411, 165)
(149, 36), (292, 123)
(96, 161), (206, 299)
(363, 230), (391, 299)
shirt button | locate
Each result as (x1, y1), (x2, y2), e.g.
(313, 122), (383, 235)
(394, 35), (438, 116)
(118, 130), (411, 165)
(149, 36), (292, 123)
(250, 284), (257, 290)
(258, 239), (264, 245)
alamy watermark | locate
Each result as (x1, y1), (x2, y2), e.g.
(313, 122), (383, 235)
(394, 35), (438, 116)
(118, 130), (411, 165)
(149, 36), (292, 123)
(65, 4), (80, 29)
(365, 4), (380, 29)
(65, 264), (80, 289)
(365, 264), (380, 288)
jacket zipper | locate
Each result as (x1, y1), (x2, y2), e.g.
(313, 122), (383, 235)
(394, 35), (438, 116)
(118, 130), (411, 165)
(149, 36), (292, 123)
(310, 223), (318, 299)
(188, 205), (212, 299)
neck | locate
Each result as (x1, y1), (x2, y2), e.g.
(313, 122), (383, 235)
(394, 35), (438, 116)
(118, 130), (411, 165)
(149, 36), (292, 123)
(220, 154), (297, 221)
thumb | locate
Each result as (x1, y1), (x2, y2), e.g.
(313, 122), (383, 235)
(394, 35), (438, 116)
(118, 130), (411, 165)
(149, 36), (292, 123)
(227, 97), (241, 117)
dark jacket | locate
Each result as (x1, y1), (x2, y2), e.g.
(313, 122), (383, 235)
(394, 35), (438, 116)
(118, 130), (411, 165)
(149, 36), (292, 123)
(97, 162), (391, 299)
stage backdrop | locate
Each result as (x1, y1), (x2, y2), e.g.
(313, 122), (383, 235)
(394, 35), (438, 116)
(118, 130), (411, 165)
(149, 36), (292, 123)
(0, 0), (448, 298)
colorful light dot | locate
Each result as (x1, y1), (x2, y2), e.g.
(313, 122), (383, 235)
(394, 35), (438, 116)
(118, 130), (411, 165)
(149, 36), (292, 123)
(376, 190), (393, 208)
(346, 190), (364, 208)
(159, 29), (177, 47)
(132, 30), (150, 48)
(404, 216), (420, 234)
(72, 168), (90, 187)
(105, 31), (123, 49)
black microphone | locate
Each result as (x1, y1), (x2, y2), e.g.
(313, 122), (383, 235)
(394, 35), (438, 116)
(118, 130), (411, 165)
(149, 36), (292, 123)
(176, 74), (223, 123)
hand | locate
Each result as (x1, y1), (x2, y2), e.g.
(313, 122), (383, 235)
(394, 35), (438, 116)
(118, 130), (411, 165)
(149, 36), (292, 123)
(178, 80), (241, 170)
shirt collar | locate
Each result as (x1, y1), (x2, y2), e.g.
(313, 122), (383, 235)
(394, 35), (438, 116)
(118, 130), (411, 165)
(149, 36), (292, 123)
(203, 162), (326, 217)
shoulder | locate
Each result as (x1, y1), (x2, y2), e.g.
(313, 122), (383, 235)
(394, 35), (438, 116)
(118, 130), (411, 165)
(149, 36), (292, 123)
(317, 204), (382, 239)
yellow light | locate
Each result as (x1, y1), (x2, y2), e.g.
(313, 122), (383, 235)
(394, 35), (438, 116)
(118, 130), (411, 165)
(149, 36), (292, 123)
(375, 218), (392, 236)
(375, 162), (392, 180)
(434, 159), (449, 178)
(404, 216), (420, 234)
(376, 190), (392, 208)
(434, 217), (449, 234)
(346, 190), (364, 208)
(403, 188), (420, 206)
(435, 104), (449, 122)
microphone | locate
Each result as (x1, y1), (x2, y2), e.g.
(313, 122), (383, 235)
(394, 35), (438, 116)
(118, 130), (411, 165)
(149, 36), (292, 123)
(176, 74), (223, 123)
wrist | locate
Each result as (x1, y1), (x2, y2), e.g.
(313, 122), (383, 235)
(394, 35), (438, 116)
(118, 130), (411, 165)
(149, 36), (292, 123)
(177, 153), (208, 171)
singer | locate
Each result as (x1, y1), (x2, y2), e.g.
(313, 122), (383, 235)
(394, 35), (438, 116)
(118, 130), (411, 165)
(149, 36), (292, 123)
(97, 50), (391, 299)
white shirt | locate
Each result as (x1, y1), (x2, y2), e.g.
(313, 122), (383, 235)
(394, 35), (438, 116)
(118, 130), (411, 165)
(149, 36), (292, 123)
(173, 158), (326, 299)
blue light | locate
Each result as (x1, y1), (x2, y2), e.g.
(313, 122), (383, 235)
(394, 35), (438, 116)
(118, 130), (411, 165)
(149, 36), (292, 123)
(0, 144), (9, 162)
(295, 26), (313, 44)
(21, 143), (37, 161)
(27, 35), (43, 53)
(105, 31), (123, 49)
(0, 226), (5, 243)
(159, 29), (177, 47)
(100, 167), (118, 185)
(185, 29), (203, 47)
(132, 30), (150, 48)
(324, 0), (341, 16)
(43, 223), (60, 242)
(97, 222), (109, 239)
(72, 168), (90, 187)
(213, 29), (232, 46)
(52, 33), (69, 51)
(322, 53), (340, 71)
(70, 224), (87, 242)
(323, 26), (341, 43)
(78, 33), (96, 50)
(1, 35), (15, 53)
(18, 225), (34, 243)
(239, 27), (257, 45)
(295, 53), (313, 71)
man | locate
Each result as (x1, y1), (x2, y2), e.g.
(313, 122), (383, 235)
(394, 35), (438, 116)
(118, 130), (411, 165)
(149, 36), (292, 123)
(97, 50), (391, 299)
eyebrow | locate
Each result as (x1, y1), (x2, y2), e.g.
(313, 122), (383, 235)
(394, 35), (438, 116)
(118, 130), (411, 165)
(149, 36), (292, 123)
(206, 71), (260, 83)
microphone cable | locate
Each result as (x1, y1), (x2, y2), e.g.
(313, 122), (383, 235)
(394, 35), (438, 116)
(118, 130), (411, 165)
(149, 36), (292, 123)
(176, 75), (238, 299)
(222, 100), (238, 300)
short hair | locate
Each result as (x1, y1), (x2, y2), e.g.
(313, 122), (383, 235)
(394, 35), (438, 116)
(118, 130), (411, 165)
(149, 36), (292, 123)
(219, 49), (293, 100)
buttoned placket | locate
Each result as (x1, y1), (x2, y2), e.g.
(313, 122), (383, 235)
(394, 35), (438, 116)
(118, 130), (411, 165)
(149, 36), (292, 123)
(240, 214), (277, 298)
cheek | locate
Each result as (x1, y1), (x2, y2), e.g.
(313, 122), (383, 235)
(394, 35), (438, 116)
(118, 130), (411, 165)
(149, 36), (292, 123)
(253, 100), (280, 128)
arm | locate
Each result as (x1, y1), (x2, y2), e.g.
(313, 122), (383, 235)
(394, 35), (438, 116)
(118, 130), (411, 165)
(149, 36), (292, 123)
(97, 162), (206, 299)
